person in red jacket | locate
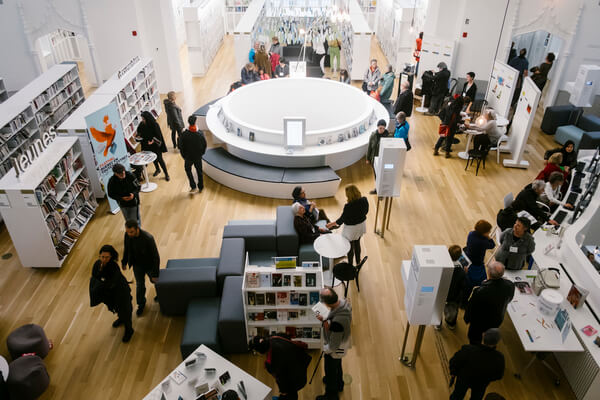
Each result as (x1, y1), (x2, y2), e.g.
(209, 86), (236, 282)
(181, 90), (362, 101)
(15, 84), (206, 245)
(536, 152), (567, 181)
(249, 334), (311, 400)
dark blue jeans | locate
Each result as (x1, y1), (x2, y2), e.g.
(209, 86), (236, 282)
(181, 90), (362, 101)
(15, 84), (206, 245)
(133, 265), (154, 307)
(324, 354), (343, 399)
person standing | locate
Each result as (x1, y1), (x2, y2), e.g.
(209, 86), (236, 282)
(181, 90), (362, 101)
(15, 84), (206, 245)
(464, 262), (515, 344)
(393, 81), (414, 117)
(122, 220), (160, 316)
(328, 38), (341, 73)
(363, 59), (381, 94)
(316, 287), (352, 400)
(531, 52), (555, 91)
(461, 72), (477, 113)
(326, 185), (369, 266)
(249, 334), (312, 400)
(270, 36), (283, 58)
(449, 328), (505, 400)
(366, 119), (392, 195)
(89, 245), (134, 342)
(414, 32), (423, 75)
(495, 217), (535, 271)
(179, 115), (207, 193)
(464, 220), (496, 289)
(379, 65), (395, 103)
(426, 62), (451, 115)
(163, 91), (184, 150)
(435, 245), (466, 330)
(509, 49), (529, 105)
(433, 95), (464, 158)
(254, 44), (271, 78)
(394, 112), (410, 150)
(136, 111), (170, 181)
(249, 41), (259, 63)
(107, 163), (141, 225)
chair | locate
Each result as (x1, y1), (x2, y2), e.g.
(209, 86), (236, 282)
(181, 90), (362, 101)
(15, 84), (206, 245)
(331, 256), (368, 297)
(490, 127), (508, 163)
(465, 134), (492, 175)
(471, 99), (488, 118)
(503, 192), (514, 209)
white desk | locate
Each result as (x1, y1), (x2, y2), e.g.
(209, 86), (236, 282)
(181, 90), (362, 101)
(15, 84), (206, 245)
(129, 151), (157, 193)
(314, 234), (350, 286)
(143, 345), (271, 400)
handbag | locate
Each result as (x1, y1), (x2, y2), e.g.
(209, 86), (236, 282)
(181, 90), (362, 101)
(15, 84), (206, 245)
(532, 267), (561, 296)
(438, 124), (449, 137)
(362, 81), (368, 92)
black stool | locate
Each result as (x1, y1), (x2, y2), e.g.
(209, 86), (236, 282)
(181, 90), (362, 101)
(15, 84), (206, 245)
(331, 256), (368, 297)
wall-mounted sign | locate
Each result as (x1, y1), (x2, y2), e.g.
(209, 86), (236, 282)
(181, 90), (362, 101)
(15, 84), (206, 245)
(10, 130), (58, 177)
(117, 56), (141, 79)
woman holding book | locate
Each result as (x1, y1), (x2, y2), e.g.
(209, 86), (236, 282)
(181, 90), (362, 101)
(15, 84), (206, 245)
(326, 185), (369, 266)
(136, 111), (170, 181)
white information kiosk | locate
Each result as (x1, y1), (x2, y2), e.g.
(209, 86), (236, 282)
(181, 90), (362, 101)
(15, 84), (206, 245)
(400, 245), (454, 367)
(373, 138), (407, 238)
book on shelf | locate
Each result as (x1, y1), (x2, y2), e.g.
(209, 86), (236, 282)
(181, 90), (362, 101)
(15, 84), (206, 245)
(567, 283), (589, 309)
(264, 310), (277, 320)
(288, 311), (298, 320)
(290, 292), (299, 305)
(276, 291), (289, 305)
(305, 273), (317, 287)
(249, 326), (321, 340)
(293, 274), (303, 287)
(298, 293), (308, 306)
(247, 292), (256, 306)
(309, 291), (319, 305)
(283, 274), (291, 287)
(265, 292), (276, 305)
(272, 273), (283, 287)
(259, 272), (271, 287)
(255, 292), (265, 305)
(246, 272), (259, 288)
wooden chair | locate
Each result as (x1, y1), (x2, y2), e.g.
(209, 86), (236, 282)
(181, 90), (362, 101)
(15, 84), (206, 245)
(465, 134), (492, 175)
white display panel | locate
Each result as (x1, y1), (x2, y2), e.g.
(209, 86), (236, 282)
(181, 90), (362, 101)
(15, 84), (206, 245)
(503, 77), (541, 169)
(485, 61), (518, 119)
(416, 36), (456, 86)
(569, 65), (600, 107)
(284, 118), (305, 148)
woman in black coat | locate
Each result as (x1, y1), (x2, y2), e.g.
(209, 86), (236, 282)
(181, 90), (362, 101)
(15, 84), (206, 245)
(136, 111), (170, 180)
(89, 245), (134, 342)
(434, 96), (464, 158)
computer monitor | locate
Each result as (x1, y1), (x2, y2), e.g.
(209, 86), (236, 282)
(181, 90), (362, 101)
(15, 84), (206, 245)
(586, 147), (600, 173)
(283, 117), (306, 149)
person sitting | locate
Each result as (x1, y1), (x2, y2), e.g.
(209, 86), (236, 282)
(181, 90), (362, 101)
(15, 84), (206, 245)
(465, 110), (503, 146)
(292, 202), (328, 244)
(394, 112), (411, 150)
(511, 180), (558, 227)
(542, 171), (574, 211)
(495, 217), (535, 271)
(536, 152), (567, 181)
(241, 63), (259, 84)
(291, 186), (329, 224)
(543, 140), (577, 172)
(275, 58), (290, 78)
(461, 72), (477, 113)
(258, 67), (270, 80)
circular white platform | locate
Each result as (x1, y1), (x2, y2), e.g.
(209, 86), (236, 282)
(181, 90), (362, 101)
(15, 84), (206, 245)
(207, 78), (390, 170)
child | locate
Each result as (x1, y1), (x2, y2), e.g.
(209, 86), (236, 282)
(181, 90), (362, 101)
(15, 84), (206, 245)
(435, 245), (466, 330)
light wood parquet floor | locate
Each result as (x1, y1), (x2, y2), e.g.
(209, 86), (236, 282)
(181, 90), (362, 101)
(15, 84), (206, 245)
(0, 36), (576, 399)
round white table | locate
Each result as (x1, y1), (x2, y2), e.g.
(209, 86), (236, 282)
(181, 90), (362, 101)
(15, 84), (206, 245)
(129, 151), (158, 193)
(0, 355), (8, 380)
(314, 234), (350, 287)
(458, 129), (484, 160)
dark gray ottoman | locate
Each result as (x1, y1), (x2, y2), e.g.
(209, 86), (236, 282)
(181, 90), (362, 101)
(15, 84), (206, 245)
(218, 276), (248, 354)
(166, 258), (219, 269)
(156, 267), (217, 315)
(299, 243), (329, 269)
(181, 297), (221, 359)
(7, 324), (51, 360)
(7, 355), (49, 400)
(217, 238), (246, 290)
(276, 206), (299, 258)
(223, 222), (276, 251)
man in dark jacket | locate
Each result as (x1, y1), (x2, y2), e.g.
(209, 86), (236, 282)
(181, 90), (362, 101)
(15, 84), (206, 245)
(107, 163), (141, 225)
(464, 262), (515, 344)
(511, 181), (558, 227)
(426, 62), (451, 115)
(179, 115), (207, 192)
(122, 220), (160, 316)
(249, 333), (311, 400)
(393, 80), (414, 117)
(449, 328), (505, 400)
(164, 91), (184, 150)
(366, 119), (391, 195)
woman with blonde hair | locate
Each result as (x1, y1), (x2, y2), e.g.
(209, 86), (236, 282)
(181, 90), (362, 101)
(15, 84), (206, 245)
(327, 185), (369, 266)
(536, 151), (567, 181)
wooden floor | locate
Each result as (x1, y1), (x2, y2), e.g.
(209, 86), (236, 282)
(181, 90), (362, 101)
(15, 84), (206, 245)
(0, 36), (576, 400)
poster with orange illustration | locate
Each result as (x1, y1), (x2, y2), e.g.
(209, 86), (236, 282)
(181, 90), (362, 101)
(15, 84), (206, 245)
(85, 102), (130, 213)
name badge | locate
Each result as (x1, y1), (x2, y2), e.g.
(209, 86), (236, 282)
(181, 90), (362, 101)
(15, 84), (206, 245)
(509, 246), (518, 253)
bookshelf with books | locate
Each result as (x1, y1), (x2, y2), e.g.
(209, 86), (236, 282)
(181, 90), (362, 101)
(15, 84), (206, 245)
(57, 58), (161, 199)
(242, 261), (324, 349)
(0, 64), (84, 180)
(0, 137), (97, 268)
(184, 0), (226, 77)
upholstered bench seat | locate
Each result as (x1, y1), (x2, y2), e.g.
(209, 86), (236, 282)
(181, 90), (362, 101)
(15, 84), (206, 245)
(180, 297), (221, 359)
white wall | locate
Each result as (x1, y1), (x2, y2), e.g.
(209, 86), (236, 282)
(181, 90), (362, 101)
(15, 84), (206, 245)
(171, 0), (188, 48)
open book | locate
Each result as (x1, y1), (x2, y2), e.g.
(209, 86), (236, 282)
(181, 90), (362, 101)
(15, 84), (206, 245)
(312, 302), (330, 320)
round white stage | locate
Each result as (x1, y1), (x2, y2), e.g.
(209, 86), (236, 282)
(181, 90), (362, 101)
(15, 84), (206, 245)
(206, 78), (390, 170)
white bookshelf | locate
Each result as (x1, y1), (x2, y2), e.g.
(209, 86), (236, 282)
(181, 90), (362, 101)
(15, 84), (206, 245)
(0, 64), (84, 180)
(56, 58), (161, 198)
(0, 137), (98, 268)
(242, 260), (324, 349)
(0, 78), (7, 103)
(184, 0), (226, 77)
